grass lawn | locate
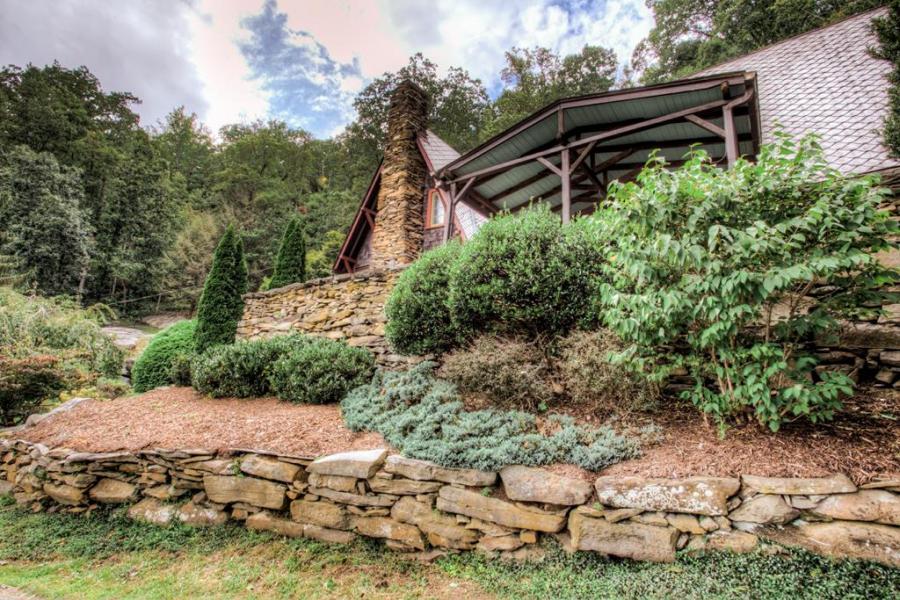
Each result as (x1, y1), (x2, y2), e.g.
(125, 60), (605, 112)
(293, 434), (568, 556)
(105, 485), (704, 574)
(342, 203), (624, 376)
(0, 499), (897, 600)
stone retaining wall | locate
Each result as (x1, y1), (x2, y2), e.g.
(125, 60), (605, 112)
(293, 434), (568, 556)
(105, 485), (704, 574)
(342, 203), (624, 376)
(2, 439), (898, 567)
(236, 268), (416, 368)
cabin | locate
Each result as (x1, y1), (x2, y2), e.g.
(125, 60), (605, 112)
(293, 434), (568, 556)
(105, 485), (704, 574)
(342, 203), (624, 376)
(334, 7), (898, 275)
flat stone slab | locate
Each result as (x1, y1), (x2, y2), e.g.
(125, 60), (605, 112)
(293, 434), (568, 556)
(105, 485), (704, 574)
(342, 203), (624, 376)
(594, 476), (740, 516)
(247, 510), (356, 544)
(568, 511), (678, 562)
(368, 477), (442, 496)
(436, 486), (567, 532)
(290, 499), (351, 530)
(240, 454), (301, 483)
(177, 502), (228, 527)
(500, 465), (592, 506)
(308, 449), (387, 479)
(204, 475), (286, 510)
(391, 497), (478, 549)
(0, 480), (14, 496)
(811, 490), (900, 526)
(43, 483), (84, 506)
(127, 498), (176, 526)
(352, 516), (425, 550)
(88, 478), (137, 504)
(384, 455), (496, 487)
(741, 474), (856, 495)
(763, 520), (900, 568)
(729, 494), (799, 524)
(308, 486), (397, 507)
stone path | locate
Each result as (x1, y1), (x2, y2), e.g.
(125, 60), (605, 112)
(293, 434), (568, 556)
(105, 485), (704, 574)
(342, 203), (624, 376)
(101, 326), (154, 351)
(0, 585), (42, 600)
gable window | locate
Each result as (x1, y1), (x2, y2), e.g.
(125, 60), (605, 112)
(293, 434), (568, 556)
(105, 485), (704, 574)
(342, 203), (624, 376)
(425, 189), (446, 228)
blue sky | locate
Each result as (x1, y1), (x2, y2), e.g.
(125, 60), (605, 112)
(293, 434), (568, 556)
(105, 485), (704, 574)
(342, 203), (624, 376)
(0, 0), (653, 138)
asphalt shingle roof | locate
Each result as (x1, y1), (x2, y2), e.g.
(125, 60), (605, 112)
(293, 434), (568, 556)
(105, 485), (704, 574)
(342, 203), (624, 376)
(696, 8), (898, 175)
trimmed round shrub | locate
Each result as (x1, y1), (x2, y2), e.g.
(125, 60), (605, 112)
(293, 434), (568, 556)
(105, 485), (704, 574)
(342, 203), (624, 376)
(191, 334), (310, 398)
(168, 353), (194, 387)
(131, 320), (196, 393)
(448, 206), (606, 340)
(438, 335), (555, 411)
(269, 337), (375, 404)
(558, 329), (659, 411)
(385, 240), (462, 355)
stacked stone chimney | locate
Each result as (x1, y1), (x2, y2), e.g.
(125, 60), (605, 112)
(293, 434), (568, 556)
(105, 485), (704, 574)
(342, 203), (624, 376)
(369, 80), (429, 270)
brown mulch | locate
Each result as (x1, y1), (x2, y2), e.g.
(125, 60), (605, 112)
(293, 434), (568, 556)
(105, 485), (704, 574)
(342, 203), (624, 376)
(8, 386), (899, 485)
(13, 387), (386, 457)
(597, 387), (900, 485)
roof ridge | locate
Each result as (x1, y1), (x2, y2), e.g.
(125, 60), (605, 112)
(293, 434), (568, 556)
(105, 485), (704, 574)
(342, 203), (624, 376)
(694, 6), (887, 76)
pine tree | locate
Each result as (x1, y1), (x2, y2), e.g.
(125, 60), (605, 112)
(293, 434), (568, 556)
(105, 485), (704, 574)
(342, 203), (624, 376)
(269, 215), (307, 289)
(193, 225), (248, 353)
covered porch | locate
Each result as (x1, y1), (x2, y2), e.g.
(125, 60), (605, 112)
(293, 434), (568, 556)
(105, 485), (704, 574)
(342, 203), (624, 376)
(436, 72), (760, 240)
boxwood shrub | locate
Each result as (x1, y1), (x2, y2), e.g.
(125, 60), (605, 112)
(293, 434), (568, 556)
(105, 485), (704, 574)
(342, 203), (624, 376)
(385, 240), (462, 355)
(448, 206), (607, 340)
(190, 334), (310, 398)
(269, 337), (375, 404)
(131, 320), (196, 393)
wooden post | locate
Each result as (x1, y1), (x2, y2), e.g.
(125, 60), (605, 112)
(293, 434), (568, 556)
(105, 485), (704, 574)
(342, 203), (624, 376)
(723, 105), (738, 166)
(442, 182), (456, 242)
(560, 149), (571, 224)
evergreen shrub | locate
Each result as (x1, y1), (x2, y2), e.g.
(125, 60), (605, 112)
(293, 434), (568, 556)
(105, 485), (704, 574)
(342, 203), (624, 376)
(268, 215), (307, 289)
(342, 363), (639, 471)
(190, 334), (310, 398)
(0, 355), (65, 426)
(385, 240), (462, 355)
(438, 335), (555, 411)
(131, 320), (196, 393)
(194, 225), (248, 354)
(448, 205), (606, 340)
(269, 337), (375, 404)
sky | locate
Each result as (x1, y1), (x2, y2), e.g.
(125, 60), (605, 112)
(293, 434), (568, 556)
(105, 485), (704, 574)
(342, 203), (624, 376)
(0, 0), (653, 138)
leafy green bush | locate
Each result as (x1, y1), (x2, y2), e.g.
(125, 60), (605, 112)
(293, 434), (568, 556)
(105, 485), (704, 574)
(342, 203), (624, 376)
(194, 225), (248, 354)
(438, 335), (555, 411)
(131, 320), (196, 393)
(269, 337), (375, 404)
(168, 353), (193, 387)
(0, 355), (65, 425)
(557, 329), (659, 412)
(190, 335), (309, 398)
(448, 206), (606, 340)
(598, 133), (898, 431)
(385, 240), (462, 355)
(0, 287), (123, 387)
(342, 363), (639, 471)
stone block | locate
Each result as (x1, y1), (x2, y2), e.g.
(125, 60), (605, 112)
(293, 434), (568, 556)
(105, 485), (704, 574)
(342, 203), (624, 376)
(246, 511), (306, 538)
(127, 498), (176, 526)
(308, 449), (387, 479)
(740, 474), (856, 495)
(240, 454), (301, 483)
(308, 486), (397, 507)
(500, 465), (592, 506)
(811, 490), (900, 526)
(308, 473), (358, 493)
(593, 476), (740, 516)
(477, 534), (524, 552)
(763, 520), (900, 568)
(665, 513), (706, 534)
(352, 516), (425, 550)
(384, 455), (496, 486)
(203, 475), (286, 510)
(728, 494), (799, 524)
(290, 499), (351, 530)
(367, 477), (442, 496)
(89, 478), (137, 504)
(391, 496), (478, 548)
(177, 502), (228, 527)
(705, 530), (759, 553)
(568, 511), (678, 563)
(436, 486), (567, 532)
(43, 483), (84, 505)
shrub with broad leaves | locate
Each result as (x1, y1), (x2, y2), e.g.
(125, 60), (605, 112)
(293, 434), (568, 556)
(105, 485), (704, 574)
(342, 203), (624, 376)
(597, 132), (897, 431)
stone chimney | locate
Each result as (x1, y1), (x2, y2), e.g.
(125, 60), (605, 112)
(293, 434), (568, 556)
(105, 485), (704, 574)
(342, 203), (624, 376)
(369, 80), (429, 270)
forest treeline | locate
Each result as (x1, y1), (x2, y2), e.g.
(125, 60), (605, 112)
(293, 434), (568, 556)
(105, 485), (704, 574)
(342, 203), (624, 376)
(0, 0), (889, 313)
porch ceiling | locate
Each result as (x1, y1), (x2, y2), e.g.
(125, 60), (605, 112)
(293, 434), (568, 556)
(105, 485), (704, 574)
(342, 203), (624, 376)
(438, 72), (760, 216)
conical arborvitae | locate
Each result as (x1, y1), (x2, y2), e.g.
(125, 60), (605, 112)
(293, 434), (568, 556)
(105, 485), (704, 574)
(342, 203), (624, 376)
(194, 225), (248, 353)
(269, 215), (307, 289)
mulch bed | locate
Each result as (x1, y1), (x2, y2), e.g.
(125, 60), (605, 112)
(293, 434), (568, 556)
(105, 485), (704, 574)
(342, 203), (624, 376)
(8, 386), (899, 485)
(12, 387), (386, 457)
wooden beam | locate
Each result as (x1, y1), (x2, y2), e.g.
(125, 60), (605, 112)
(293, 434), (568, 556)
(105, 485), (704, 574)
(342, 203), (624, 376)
(537, 157), (562, 177)
(569, 140), (597, 175)
(442, 182), (456, 242)
(723, 106), (738, 166)
(685, 114), (726, 138)
(560, 149), (571, 224)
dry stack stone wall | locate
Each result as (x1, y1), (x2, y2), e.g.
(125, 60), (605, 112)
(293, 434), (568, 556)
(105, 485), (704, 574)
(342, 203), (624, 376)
(369, 80), (429, 270)
(236, 268), (414, 368)
(3, 439), (898, 567)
